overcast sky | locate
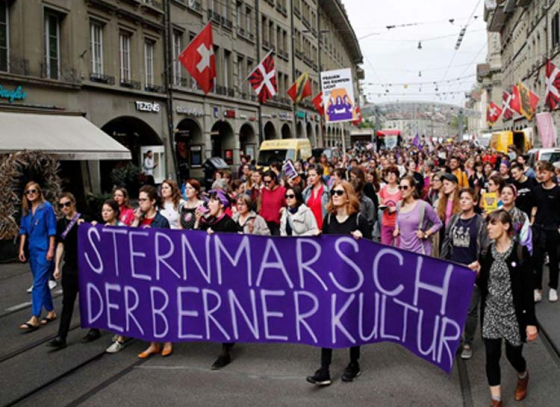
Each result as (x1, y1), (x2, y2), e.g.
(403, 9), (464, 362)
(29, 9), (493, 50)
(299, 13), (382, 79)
(343, 0), (487, 107)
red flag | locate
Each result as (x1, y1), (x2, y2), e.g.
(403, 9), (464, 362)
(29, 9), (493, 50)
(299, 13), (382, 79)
(178, 23), (216, 94)
(545, 59), (560, 110)
(247, 50), (277, 103)
(486, 102), (502, 125)
(312, 92), (324, 115)
(517, 81), (540, 121)
(287, 72), (312, 103)
(502, 90), (515, 120)
(510, 85), (522, 114)
(352, 106), (363, 126)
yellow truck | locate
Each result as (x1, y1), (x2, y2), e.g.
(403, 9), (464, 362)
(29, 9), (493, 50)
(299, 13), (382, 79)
(490, 130), (532, 154)
(257, 139), (312, 167)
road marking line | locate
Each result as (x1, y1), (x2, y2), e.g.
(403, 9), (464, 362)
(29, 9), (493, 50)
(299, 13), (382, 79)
(5, 301), (32, 312)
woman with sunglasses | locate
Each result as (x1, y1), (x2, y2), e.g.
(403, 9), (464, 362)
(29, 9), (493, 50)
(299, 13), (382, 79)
(48, 193), (99, 348)
(233, 195), (270, 235)
(132, 185), (172, 358)
(113, 187), (134, 226)
(307, 181), (372, 387)
(195, 190), (239, 369)
(394, 176), (442, 255)
(473, 210), (537, 407)
(280, 186), (319, 236)
(18, 182), (57, 331)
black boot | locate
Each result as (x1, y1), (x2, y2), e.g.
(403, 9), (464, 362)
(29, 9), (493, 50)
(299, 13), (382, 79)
(306, 368), (332, 386)
(81, 329), (101, 343)
(47, 336), (67, 349)
(341, 362), (361, 382)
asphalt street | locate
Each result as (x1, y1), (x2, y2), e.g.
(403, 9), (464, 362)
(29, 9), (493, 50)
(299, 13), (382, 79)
(1, 262), (559, 407)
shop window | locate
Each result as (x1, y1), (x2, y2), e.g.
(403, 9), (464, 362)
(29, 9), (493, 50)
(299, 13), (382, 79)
(0, 1), (8, 72)
(44, 12), (60, 80)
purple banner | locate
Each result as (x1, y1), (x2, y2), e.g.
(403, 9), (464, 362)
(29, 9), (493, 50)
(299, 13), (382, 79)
(78, 224), (475, 373)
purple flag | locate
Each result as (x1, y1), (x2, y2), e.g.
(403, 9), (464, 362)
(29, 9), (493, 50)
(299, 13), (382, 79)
(412, 134), (421, 148)
(79, 224), (475, 374)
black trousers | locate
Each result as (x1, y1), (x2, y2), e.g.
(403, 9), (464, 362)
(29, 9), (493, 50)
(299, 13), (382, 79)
(321, 346), (360, 370)
(533, 227), (559, 290)
(484, 338), (526, 387)
(266, 221), (280, 236)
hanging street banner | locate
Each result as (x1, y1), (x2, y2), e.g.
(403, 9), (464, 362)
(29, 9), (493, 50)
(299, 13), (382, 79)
(536, 112), (558, 148)
(78, 224), (475, 374)
(321, 68), (357, 123)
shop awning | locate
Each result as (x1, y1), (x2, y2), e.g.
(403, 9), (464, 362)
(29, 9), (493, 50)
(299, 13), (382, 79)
(0, 111), (131, 160)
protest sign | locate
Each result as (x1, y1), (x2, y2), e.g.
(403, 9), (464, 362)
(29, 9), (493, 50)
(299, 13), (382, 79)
(321, 68), (357, 123)
(79, 224), (475, 374)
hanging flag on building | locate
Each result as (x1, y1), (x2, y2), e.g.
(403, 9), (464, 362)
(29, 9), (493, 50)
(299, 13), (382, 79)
(510, 85), (522, 114)
(287, 72), (312, 104)
(502, 90), (516, 120)
(352, 106), (363, 126)
(178, 22), (216, 94)
(517, 81), (540, 121)
(545, 60), (560, 110)
(486, 102), (502, 126)
(247, 50), (277, 103)
(312, 92), (324, 115)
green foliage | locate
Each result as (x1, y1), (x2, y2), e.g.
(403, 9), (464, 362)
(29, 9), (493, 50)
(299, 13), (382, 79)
(86, 192), (113, 223)
(110, 163), (142, 195)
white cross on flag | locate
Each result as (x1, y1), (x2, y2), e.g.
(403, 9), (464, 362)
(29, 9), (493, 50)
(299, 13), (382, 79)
(247, 50), (277, 103)
(486, 101), (502, 126)
(502, 90), (515, 120)
(178, 22), (216, 94)
(545, 59), (560, 110)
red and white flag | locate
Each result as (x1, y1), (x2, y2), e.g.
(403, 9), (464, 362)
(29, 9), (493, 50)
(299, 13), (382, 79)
(545, 59), (560, 110)
(486, 102), (502, 125)
(510, 85), (522, 114)
(178, 22), (216, 94)
(247, 50), (277, 103)
(352, 106), (363, 126)
(502, 90), (515, 120)
(312, 92), (324, 115)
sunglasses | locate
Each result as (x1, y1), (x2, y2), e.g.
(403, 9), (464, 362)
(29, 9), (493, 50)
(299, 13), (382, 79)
(285, 194), (295, 199)
(264, 180), (272, 184)
(398, 185), (410, 190)
(25, 189), (38, 195)
(330, 190), (345, 197)
(59, 202), (72, 209)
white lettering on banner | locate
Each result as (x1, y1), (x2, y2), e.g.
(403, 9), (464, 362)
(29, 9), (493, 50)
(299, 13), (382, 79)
(228, 289), (260, 340)
(215, 236), (251, 286)
(181, 234), (212, 284)
(155, 232), (181, 281)
(150, 286), (170, 338)
(372, 248), (404, 297)
(202, 289), (231, 341)
(105, 283), (123, 333)
(177, 287), (203, 339)
(393, 298), (419, 344)
(358, 292), (379, 341)
(102, 228), (127, 277)
(86, 283), (103, 323)
(294, 291), (319, 343)
(260, 290), (288, 341)
(85, 227), (103, 274)
(329, 237), (364, 293)
(417, 310), (440, 360)
(413, 260), (452, 315)
(331, 293), (357, 345)
(295, 239), (327, 291)
(124, 285), (144, 335)
(255, 240), (294, 289)
(129, 231), (152, 281)
(380, 294), (400, 341)
(438, 317), (461, 364)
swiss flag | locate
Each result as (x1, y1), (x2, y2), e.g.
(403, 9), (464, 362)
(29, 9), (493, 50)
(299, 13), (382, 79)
(312, 92), (324, 115)
(352, 106), (363, 126)
(178, 23), (216, 94)
(486, 102), (502, 125)
(502, 90), (515, 120)
(510, 85), (522, 114)
(545, 59), (560, 110)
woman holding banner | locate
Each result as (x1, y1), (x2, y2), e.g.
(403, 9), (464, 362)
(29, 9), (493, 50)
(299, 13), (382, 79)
(133, 185), (172, 358)
(280, 186), (319, 237)
(474, 210), (537, 406)
(306, 181), (371, 387)
(233, 195), (270, 235)
(195, 190), (239, 369)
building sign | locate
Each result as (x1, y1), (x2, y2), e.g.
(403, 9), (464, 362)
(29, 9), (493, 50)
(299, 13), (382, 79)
(279, 112), (288, 121)
(0, 84), (26, 103)
(249, 116), (257, 122)
(176, 106), (204, 117)
(261, 114), (272, 119)
(224, 109), (236, 118)
(321, 68), (357, 123)
(296, 111), (306, 119)
(213, 106), (220, 118)
(135, 101), (160, 113)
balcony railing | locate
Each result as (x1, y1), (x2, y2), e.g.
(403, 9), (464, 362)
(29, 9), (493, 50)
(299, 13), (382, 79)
(295, 49), (304, 59)
(179, 76), (200, 91)
(263, 40), (271, 50)
(90, 72), (115, 85)
(302, 17), (311, 30)
(1, 57), (30, 76)
(215, 84), (227, 95)
(207, 9), (221, 23)
(120, 78), (141, 90)
(303, 55), (313, 67)
(221, 16), (233, 30)
(227, 87), (235, 97)
(142, 0), (163, 10)
(145, 83), (164, 93)
(294, 7), (301, 18)
(185, 0), (201, 13)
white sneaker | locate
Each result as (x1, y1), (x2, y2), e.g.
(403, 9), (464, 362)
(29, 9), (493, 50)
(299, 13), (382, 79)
(549, 289), (558, 303)
(106, 340), (125, 354)
(48, 280), (57, 290)
(534, 290), (542, 303)
(26, 285), (34, 293)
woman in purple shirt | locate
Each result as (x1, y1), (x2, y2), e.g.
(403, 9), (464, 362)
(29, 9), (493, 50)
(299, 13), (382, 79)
(394, 176), (443, 256)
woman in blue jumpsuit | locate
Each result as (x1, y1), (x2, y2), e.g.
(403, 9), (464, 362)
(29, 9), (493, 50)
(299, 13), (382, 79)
(18, 182), (57, 330)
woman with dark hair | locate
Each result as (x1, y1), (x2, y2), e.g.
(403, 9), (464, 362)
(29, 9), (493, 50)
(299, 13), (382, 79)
(179, 179), (204, 230)
(350, 167), (379, 213)
(195, 190), (239, 369)
(379, 165), (402, 246)
(328, 168), (347, 189)
(233, 195), (270, 235)
(500, 184), (532, 253)
(481, 174), (505, 214)
(306, 181), (371, 387)
(133, 185), (171, 358)
(280, 186), (319, 236)
(18, 181), (57, 331)
(394, 176), (442, 255)
(303, 164), (330, 229)
(48, 193), (97, 348)
(160, 179), (184, 230)
(113, 187), (134, 226)
(474, 210), (537, 406)
(351, 177), (375, 232)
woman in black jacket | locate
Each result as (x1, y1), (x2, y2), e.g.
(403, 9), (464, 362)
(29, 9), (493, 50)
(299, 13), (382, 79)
(475, 209), (538, 407)
(306, 180), (372, 387)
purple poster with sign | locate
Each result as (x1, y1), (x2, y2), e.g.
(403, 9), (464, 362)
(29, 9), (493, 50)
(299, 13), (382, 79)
(78, 224), (475, 374)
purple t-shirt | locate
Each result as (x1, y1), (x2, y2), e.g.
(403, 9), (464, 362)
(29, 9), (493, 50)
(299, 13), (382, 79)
(397, 201), (443, 255)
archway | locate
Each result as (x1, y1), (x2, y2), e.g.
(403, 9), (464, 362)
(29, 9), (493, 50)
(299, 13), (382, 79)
(239, 122), (257, 161)
(101, 116), (162, 193)
(296, 121), (305, 138)
(175, 118), (203, 181)
(211, 120), (235, 160)
(281, 123), (292, 139)
(264, 121), (277, 140)
(306, 122), (314, 146)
